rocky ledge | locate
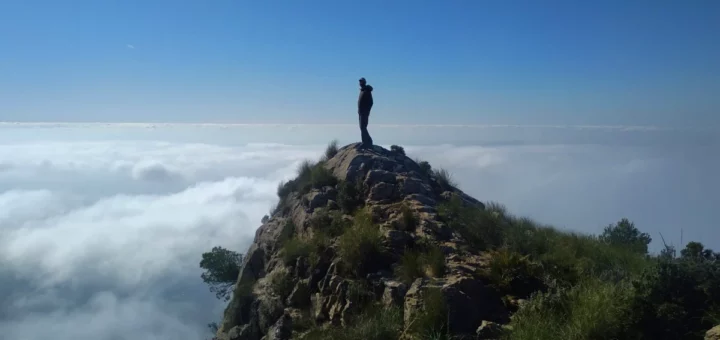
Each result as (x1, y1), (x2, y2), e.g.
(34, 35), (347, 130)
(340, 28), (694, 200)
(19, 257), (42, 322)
(215, 143), (511, 340)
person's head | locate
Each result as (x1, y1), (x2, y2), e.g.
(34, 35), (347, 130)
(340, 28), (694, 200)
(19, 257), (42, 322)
(359, 77), (367, 86)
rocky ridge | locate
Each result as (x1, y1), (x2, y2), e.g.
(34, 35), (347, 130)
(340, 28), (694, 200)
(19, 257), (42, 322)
(215, 143), (513, 340)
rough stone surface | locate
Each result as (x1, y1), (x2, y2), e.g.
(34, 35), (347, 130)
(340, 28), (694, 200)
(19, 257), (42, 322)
(382, 280), (408, 307)
(216, 143), (496, 340)
(287, 279), (311, 308)
(707, 325), (720, 340)
(476, 320), (503, 339)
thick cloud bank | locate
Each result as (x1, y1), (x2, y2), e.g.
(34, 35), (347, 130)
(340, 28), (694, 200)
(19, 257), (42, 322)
(0, 124), (717, 339)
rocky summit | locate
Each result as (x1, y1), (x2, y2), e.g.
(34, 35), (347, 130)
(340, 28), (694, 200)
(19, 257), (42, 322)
(214, 143), (512, 340)
(209, 142), (720, 340)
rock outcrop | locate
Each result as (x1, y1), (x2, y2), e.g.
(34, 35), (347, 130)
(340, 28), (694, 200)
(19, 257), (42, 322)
(707, 325), (720, 340)
(215, 143), (503, 340)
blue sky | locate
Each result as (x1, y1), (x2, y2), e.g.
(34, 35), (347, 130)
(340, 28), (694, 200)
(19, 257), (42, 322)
(1, 0), (719, 126)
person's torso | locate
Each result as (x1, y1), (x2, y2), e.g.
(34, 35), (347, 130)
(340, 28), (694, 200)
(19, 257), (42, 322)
(358, 86), (374, 108)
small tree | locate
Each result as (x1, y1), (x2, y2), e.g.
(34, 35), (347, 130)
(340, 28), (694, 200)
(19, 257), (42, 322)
(199, 246), (243, 301)
(599, 218), (651, 254)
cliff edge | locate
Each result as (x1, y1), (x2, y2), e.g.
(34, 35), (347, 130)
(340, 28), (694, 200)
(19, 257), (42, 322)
(214, 143), (514, 340)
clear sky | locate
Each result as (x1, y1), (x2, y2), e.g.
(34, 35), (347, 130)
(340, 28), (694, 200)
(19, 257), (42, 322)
(1, 0), (719, 126)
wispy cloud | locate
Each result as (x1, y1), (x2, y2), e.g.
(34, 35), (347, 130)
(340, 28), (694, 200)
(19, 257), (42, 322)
(126, 44), (135, 49)
(0, 126), (717, 339)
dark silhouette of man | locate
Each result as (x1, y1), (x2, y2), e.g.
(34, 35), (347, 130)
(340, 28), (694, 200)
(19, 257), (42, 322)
(357, 77), (374, 148)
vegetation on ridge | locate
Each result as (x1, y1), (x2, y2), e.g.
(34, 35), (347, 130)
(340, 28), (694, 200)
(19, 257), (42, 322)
(198, 141), (720, 340)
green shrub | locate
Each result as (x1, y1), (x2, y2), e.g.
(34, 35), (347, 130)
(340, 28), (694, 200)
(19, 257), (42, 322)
(302, 306), (403, 340)
(309, 163), (338, 189)
(390, 144), (405, 156)
(438, 195), (505, 251)
(323, 139), (339, 161)
(432, 168), (456, 190)
(199, 246), (243, 301)
(416, 159), (432, 177)
(310, 209), (349, 238)
(338, 209), (384, 276)
(337, 179), (365, 213)
(395, 243), (446, 284)
(599, 218), (652, 254)
(485, 247), (544, 297)
(399, 203), (418, 231)
(407, 287), (449, 337)
(276, 160), (338, 201)
(267, 267), (294, 299)
(508, 279), (634, 340)
(282, 238), (312, 266)
(627, 258), (720, 339)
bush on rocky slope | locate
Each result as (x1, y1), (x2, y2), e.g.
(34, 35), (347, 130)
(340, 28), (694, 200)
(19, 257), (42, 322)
(200, 141), (720, 340)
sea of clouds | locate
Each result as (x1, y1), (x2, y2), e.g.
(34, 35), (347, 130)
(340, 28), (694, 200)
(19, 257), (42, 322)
(0, 123), (717, 340)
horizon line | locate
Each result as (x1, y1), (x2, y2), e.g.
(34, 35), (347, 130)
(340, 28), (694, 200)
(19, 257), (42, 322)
(0, 121), (708, 131)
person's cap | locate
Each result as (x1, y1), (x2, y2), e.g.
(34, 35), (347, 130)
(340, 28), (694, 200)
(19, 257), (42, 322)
(359, 77), (366, 82)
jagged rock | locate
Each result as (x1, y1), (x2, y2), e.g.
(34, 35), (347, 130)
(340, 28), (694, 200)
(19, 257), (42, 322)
(383, 229), (413, 253)
(226, 323), (259, 340)
(368, 182), (396, 201)
(404, 276), (508, 336)
(400, 176), (433, 196)
(382, 280), (408, 307)
(306, 190), (329, 210)
(287, 279), (311, 308)
(707, 325), (720, 340)
(256, 295), (285, 333)
(476, 320), (503, 339)
(216, 143), (497, 340)
(265, 313), (293, 340)
(365, 169), (397, 187)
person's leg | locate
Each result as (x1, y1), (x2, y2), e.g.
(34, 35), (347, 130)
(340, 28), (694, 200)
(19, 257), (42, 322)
(365, 113), (373, 146)
(359, 113), (369, 147)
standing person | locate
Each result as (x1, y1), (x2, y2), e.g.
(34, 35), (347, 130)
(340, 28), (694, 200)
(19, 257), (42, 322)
(357, 77), (374, 148)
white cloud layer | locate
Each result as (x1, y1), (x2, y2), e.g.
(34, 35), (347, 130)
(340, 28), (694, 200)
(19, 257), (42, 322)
(0, 124), (717, 339)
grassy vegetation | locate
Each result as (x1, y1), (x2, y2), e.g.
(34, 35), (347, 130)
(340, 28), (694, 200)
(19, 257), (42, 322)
(203, 143), (720, 340)
(267, 267), (294, 298)
(302, 306), (403, 340)
(396, 241), (446, 284)
(431, 168), (456, 190)
(323, 139), (340, 161)
(399, 203), (418, 231)
(390, 144), (406, 156)
(338, 208), (385, 277)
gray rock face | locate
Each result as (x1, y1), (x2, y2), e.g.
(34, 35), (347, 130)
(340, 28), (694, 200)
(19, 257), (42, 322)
(707, 325), (720, 340)
(216, 143), (490, 340)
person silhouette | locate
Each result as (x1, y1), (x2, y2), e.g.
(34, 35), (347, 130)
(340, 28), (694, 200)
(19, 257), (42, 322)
(357, 77), (374, 148)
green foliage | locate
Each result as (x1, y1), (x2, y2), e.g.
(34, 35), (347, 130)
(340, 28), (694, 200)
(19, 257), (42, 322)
(396, 242), (446, 284)
(302, 306), (403, 340)
(310, 209), (349, 238)
(438, 195), (505, 251)
(508, 279), (634, 340)
(399, 203), (418, 231)
(337, 179), (365, 213)
(199, 246), (243, 301)
(627, 257), (720, 339)
(680, 241), (719, 262)
(599, 218), (652, 254)
(390, 144), (406, 156)
(485, 247), (544, 297)
(323, 139), (339, 161)
(276, 160), (338, 200)
(338, 209), (384, 277)
(416, 159), (432, 177)
(267, 268), (294, 299)
(432, 168), (456, 190)
(407, 288), (449, 337)
(282, 238), (312, 266)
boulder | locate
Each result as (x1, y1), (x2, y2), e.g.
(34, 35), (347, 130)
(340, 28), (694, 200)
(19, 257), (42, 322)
(707, 325), (720, 340)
